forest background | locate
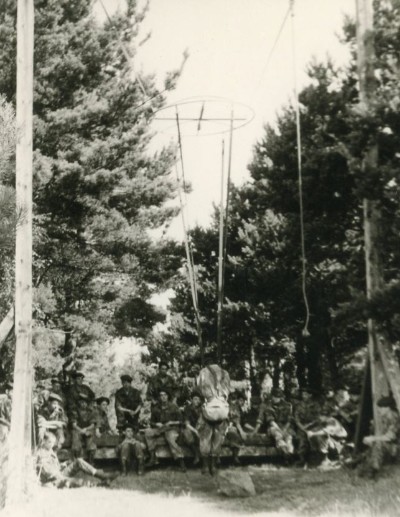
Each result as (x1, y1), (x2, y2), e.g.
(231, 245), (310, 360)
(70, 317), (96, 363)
(1, 0), (400, 399)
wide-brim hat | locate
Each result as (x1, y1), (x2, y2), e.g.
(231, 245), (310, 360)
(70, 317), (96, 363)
(96, 396), (110, 405)
(120, 374), (133, 383)
(48, 392), (63, 404)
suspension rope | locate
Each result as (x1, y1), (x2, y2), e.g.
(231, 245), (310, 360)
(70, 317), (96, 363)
(290, 0), (310, 337)
(253, 3), (292, 95)
(175, 111), (204, 363)
(217, 139), (225, 364)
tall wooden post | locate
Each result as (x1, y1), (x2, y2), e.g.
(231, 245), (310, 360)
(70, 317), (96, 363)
(356, 0), (388, 433)
(6, 0), (34, 506)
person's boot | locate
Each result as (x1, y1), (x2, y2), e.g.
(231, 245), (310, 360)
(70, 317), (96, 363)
(232, 448), (241, 466)
(137, 458), (145, 476)
(201, 457), (209, 475)
(87, 450), (95, 466)
(193, 451), (200, 466)
(178, 458), (186, 473)
(146, 450), (159, 468)
(209, 456), (217, 476)
(121, 459), (128, 476)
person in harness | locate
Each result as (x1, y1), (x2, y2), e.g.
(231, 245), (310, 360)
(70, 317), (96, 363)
(196, 360), (231, 476)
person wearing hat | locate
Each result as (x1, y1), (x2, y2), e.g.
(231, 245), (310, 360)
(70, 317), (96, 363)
(50, 377), (67, 408)
(254, 387), (294, 458)
(224, 391), (249, 466)
(144, 389), (186, 472)
(37, 392), (68, 449)
(117, 425), (146, 476)
(0, 382), (13, 443)
(147, 362), (178, 404)
(70, 393), (99, 463)
(35, 432), (117, 488)
(361, 394), (400, 477)
(95, 397), (113, 436)
(67, 371), (95, 415)
(114, 375), (143, 432)
(180, 390), (203, 465)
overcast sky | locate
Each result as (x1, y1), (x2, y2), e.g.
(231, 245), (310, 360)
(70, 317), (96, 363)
(95, 0), (355, 240)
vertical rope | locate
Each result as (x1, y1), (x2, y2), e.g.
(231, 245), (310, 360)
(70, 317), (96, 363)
(175, 111), (204, 364)
(217, 139), (225, 364)
(290, 0), (310, 337)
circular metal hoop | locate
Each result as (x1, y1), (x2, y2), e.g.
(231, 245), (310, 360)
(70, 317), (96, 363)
(153, 96), (255, 137)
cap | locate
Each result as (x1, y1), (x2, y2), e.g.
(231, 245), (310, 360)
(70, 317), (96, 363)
(48, 393), (63, 404)
(71, 371), (85, 379)
(96, 396), (110, 405)
(158, 388), (170, 398)
(78, 393), (89, 401)
(191, 389), (203, 399)
(120, 374), (133, 383)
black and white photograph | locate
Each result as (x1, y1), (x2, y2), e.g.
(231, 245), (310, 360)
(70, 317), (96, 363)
(1, 0), (400, 516)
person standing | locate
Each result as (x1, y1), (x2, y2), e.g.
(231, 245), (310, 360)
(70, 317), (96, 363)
(114, 374), (143, 432)
(147, 363), (178, 403)
(67, 371), (95, 414)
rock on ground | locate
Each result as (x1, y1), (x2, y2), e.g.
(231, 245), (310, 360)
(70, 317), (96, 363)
(217, 470), (256, 498)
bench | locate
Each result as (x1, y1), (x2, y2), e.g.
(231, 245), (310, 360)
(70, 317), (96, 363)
(59, 433), (280, 461)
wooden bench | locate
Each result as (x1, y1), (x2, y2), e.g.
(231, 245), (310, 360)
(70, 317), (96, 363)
(59, 433), (280, 461)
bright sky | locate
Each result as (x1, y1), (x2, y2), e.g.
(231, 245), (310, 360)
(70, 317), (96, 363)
(95, 0), (355, 240)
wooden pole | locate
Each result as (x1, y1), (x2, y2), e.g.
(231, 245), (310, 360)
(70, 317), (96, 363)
(356, 0), (389, 434)
(6, 0), (34, 506)
(217, 140), (225, 364)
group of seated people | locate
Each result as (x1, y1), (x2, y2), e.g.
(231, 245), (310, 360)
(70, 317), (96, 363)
(24, 361), (363, 487)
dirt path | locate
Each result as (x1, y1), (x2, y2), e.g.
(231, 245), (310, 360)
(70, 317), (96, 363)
(4, 464), (400, 517)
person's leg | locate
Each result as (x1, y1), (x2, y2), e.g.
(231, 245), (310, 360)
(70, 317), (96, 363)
(132, 441), (146, 475)
(165, 429), (186, 472)
(119, 442), (132, 475)
(209, 420), (229, 475)
(144, 429), (161, 467)
(71, 429), (83, 458)
(181, 428), (200, 465)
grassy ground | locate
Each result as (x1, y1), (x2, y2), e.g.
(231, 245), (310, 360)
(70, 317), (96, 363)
(3, 462), (400, 517)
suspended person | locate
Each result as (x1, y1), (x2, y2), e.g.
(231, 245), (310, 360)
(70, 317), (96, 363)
(115, 374), (143, 432)
(144, 389), (186, 472)
(37, 392), (68, 449)
(196, 360), (231, 476)
(36, 433), (117, 488)
(180, 390), (203, 465)
(117, 425), (146, 476)
(70, 393), (98, 463)
(147, 362), (178, 404)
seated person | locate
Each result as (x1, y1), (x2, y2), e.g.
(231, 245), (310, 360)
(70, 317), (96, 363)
(144, 389), (186, 472)
(225, 391), (249, 465)
(180, 390), (203, 465)
(147, 362), (178, 404)
(37, 392), (68, 449)
(254, 388), (294, 457)
(362, 394), (400, 477)
(67, 371), (95, 414)
(117, 425), (146, 476)
(70, 393), (98, 463)
(36, 433), (116, 488)
(115, 375), (142, 432)
(0, 382), (12, 444)
(95, 397), (114, 437)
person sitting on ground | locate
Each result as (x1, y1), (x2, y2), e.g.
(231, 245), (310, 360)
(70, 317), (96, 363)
(95, 397), (114, 438)
(253, 388), (294, 458)
(196, 361), (231, 476)
(147, 362), (178, 405)
(0, 382), (12, 444)
(144, 389), (186, 472)
(361, 394), (400, 478)
(67, 371), (95, 414)
(70, 393), (98, 463)
(36, 433), (116, 488)
(117, 425), (146, 476)
(225, 391), (249, 466)
(115, 374), (143, 432)
(180, 390), (203, 465)
(37, 392), (68, 449)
